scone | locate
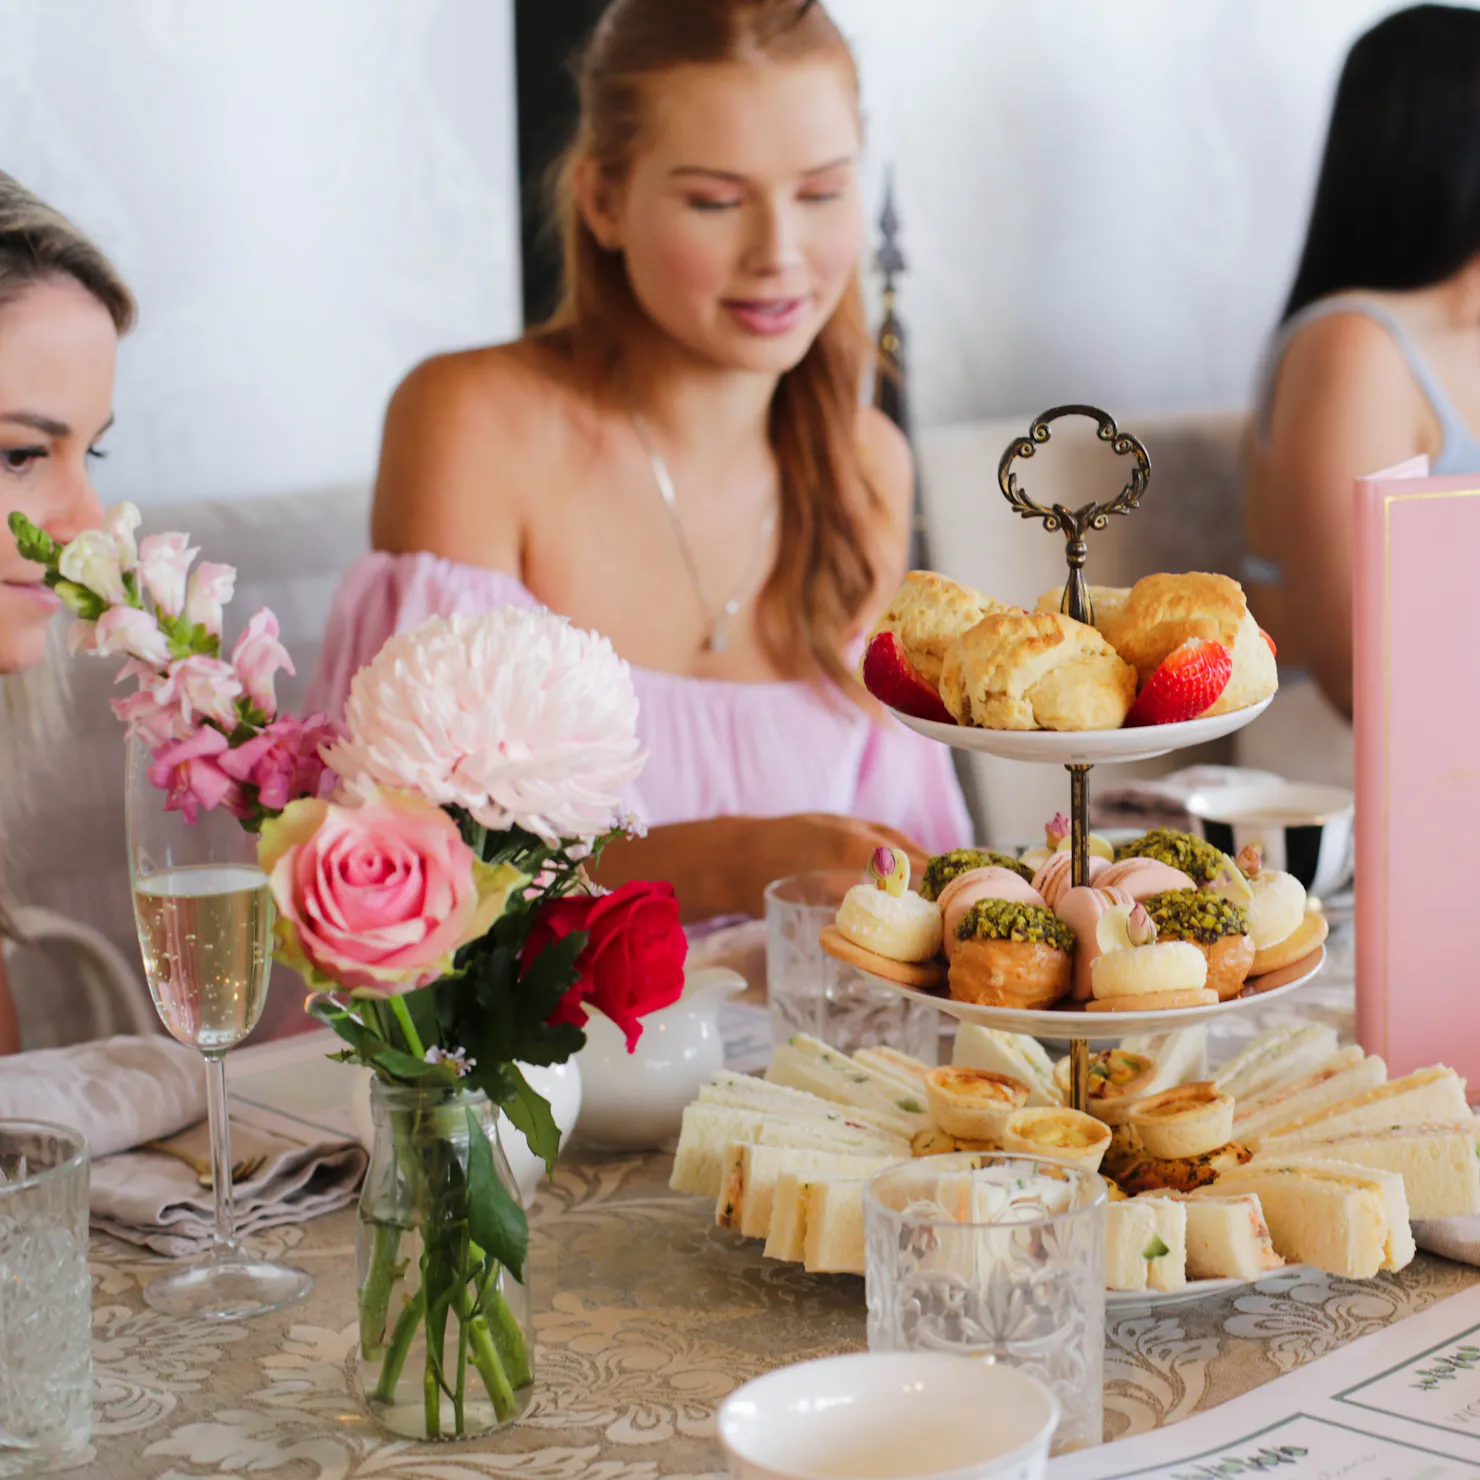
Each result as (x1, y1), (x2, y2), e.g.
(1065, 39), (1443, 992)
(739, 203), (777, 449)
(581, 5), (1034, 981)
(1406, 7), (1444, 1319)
(1035, 583), (1131, 632)
(868, 571), (1002, 688)
(1093, 572), (1277, 717)
(939, 609), (1137, 731)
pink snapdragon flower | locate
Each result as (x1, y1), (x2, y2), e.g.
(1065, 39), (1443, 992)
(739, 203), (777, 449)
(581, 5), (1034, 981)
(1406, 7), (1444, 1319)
(137, 532), (198, 618)
(148, 729), (245, 823)
(93, 606), (172, 666)
(218, 714), (338, 813)
(184, 562), (236, 639)
(172, 655), (244, 731)
(58, 529), (128, 606)
(111, 663), (193, 746)
(232, 610), (293, 717)
(104, 502), (141, 571)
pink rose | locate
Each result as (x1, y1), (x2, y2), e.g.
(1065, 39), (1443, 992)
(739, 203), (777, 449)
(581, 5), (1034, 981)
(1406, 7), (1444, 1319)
(232, 609), (294, 718)
(148, 728), (245, 823)
(137, 532), (198, 618)
(258, 792), (484, 993)
(94, 606), (172, 666)
(218, 714), (338, 813)
(184, 561), (236, 639)
(171, 655), (243, 730)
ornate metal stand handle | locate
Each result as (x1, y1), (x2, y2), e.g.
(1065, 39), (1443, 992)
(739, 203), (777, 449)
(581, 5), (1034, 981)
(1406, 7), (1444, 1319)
(997, 404), (1151, 629)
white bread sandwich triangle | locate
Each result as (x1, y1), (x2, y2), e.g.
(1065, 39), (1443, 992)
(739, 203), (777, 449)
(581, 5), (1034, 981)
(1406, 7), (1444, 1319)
(1132, 1197), (1188, 1292)
(854, 1047), (933, 1088)
(764, 1171), (811, 1262)
(1214, 1023), (1339, 1103)
(1121, 1027), (1209, 1095)
(1105, 1201), (1156, 1291)
(803, 1177), (875, 1275)
(766, 1037), (931, 1135)
(1264, 1158), (1415, 1271)
(1233, 1047), (1386, 1147)
(1166, 1194), (1284, 1280)
(1260, 1066), (1470, 1151)
(1253, 1123), (1480, 1220)
(670, 1104), (907, 1197)
(1204, 1162), (1408, 1278)
(952, 1025), (1060, 1105)
(699, 1071), (910, 1140)
(717, 1144), (896, 1237)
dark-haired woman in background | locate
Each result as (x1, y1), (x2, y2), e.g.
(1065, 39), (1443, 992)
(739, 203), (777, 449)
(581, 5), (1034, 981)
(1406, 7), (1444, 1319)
(1244, 3), (1480, 761)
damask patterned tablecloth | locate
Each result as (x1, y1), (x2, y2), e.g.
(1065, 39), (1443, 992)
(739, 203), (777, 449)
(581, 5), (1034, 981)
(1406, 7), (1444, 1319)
(55, 926), (1480, 1480)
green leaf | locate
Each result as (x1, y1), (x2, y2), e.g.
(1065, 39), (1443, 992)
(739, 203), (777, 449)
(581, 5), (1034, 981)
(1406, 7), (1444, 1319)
(304, 994), (450, 1083)
(498, 1064), (562, 1172)
(466, 1106), (528, 1281)
(53, 579), (104, 620)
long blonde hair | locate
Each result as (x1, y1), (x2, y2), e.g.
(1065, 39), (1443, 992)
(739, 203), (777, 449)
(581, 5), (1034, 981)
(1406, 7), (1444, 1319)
(547, 0), (881, 693)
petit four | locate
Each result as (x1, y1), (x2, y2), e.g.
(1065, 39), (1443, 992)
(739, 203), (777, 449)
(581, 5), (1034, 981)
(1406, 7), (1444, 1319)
(949, 900), (1075, 1009)
(936, 866), (1048, 959)
(1114, 828), (1225, 885)
(1086, 902), (1218, 1013)
(1020, 812), (1115, 873)
(1054, 884), (1136, 1000)
(821, 848), (946, 989)
(1140, 891), (1254, 1001)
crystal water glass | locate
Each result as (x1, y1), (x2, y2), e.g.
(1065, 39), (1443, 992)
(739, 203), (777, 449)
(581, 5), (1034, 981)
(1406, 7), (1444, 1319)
(864, 1152), (1107, 1455)
(764, 870), (939, 1061)
(0, 1120), (91, 1461)
(125, 736), (312, 1320)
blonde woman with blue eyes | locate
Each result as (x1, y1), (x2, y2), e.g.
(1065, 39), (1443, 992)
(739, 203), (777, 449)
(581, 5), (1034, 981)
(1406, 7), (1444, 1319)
(0, 171), (133, 1051)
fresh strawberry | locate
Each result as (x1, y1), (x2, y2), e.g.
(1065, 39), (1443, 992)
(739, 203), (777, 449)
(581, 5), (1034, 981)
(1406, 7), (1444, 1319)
(1124, 638), (1232, 727)
(862, 631), (956, 725)
(1260, 628), (1277, 659)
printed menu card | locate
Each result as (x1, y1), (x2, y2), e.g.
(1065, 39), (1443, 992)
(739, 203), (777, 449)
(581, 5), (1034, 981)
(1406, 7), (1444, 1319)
(1049, 1280), (1480, 1477)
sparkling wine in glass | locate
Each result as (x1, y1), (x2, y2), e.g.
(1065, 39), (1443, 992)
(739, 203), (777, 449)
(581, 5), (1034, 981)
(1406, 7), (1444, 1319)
(126, 737), (312, 1320)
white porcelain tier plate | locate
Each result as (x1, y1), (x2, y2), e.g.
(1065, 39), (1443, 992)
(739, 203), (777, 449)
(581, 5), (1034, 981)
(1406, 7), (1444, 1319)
(1107, 1266), (1302, 1311)
(890, 697), (1274, 766)
(862, 946), (1325, 1043)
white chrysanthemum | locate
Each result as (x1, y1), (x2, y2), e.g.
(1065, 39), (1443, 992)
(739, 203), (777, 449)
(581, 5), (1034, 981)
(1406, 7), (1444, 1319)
(326, 610), (645, 843)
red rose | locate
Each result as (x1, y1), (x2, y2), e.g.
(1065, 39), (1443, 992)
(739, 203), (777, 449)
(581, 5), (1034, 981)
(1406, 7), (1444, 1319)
(526, 881), (687, 1051)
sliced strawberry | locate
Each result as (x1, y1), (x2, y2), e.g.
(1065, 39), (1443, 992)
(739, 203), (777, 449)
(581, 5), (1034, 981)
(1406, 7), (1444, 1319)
(1260, 628), (1278, 659)
(862, 631), (956, 725)
(1124, 638), (1232, 727)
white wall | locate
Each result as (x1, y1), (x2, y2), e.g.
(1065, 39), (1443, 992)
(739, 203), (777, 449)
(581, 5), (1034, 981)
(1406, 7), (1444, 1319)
(836, 0), (1425, 426)
(1, 0), (1452, 502)
(0, 0), (521, 508)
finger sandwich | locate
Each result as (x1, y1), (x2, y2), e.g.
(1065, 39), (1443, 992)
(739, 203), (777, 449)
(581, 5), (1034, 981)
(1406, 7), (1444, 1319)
(952, 1025), (1061, 1105)
(1233, 1046), (1387, 1147)
(717, 1144), (897, 1237)
(1259, 1066), (1470, 1151)
(766, 1035), (933, 1135)
(1163, 1193), (1285, 1281)
(1214, 1023), (1339, 1102)
(1106, 1200), (1187, 1292)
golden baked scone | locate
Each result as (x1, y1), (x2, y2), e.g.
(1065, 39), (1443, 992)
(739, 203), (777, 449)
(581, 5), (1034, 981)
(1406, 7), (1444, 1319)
(1035, 584), (1131, 633)
(940, 609), (1137, 731)
(868, 572), (1002, 688)
(1093, 573), (1278, 716)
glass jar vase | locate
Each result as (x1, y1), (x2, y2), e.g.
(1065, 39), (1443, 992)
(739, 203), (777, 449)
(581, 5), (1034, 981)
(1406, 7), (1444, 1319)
(354, 1081), (534, 1440)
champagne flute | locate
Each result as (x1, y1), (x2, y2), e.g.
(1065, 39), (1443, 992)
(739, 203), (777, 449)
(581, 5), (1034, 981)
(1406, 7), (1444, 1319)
(125, 736), (313, 1320)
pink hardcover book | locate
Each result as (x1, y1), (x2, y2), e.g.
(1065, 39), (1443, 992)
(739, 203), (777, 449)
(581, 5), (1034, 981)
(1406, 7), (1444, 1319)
(1355, 455), (1480, 1082)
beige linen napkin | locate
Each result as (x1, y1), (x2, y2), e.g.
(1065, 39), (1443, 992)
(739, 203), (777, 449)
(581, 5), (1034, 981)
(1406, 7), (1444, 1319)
(0, 1034), (204, 1157)
(1415, 1221), (1480, 1267)
(92, 1097), (367, 1257)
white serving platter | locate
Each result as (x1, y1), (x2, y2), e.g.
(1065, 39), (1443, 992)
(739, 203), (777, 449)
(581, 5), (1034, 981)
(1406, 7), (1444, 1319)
(1106, 1265), (1302, 1312)
(861, 946), (1326, 1043)
(891, 697), (1273, 767)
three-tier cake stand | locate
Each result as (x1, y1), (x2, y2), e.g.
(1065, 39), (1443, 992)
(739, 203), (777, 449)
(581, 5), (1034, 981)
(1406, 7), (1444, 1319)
(868, 405), (1325, 1113)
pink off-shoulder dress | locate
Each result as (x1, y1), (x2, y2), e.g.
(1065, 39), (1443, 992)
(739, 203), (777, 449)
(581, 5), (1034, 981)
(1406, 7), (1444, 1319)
(307, 552), (972, 853)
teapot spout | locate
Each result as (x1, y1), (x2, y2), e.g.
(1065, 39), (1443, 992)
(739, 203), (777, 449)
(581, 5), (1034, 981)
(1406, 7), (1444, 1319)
(681, 966), (748, 1009)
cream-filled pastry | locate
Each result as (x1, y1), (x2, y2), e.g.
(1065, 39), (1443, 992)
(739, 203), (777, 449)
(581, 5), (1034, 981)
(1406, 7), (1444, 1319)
(949, 901), (1075, 1009)
(1097, 857), (1196, 901)
(1141, 890), (1255, 1001)
(937, 867), (1048, 960)
(1032, 850), (1111, 910)
(1214, 845), (1306, 952)
(1088, 903), (1215, 1011)
(833, 847), (942, 963)
(1054, 884), (1135, 1001)
(1020, 812), (1116, 873)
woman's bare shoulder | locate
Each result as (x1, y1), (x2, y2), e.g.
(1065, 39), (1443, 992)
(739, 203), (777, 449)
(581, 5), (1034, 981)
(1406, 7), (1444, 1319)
(372, 336), (592, 561)
(1272, 307), (1425, 424)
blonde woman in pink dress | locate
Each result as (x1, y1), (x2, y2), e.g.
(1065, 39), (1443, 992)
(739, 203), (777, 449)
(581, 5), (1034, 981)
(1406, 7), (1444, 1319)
(310, 0), (970, 924)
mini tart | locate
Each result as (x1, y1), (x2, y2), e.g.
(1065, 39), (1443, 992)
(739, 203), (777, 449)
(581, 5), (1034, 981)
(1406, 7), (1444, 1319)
(1002, 1107), (1112, 1173)
(1053, 1048), (1157, 1104)
(1116, 828), (1224, 885)
(922, 848), (1035, 901)
(1126, 1082), (1235, 1158)
(1250, 909), (1329, 976)
(925, 1066), (1030, 1141)
(1142, 890), (1255, 1001)
(833, 882), (943, 963)
(949, 900), (1074, 1009)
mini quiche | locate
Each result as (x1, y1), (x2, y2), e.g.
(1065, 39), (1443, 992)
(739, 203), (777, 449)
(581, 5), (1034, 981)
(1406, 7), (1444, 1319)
(1126, 1083), (1235, 1159)
(924, 1066), (1030, 1142)
(1053, 1047), (1157, 1105)
(1002, 1106), (1112, 1173)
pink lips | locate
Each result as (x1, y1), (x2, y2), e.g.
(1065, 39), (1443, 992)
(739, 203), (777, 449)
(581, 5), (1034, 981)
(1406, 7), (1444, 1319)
(724, 297), (808, 336)
(4, 582), (62, 613)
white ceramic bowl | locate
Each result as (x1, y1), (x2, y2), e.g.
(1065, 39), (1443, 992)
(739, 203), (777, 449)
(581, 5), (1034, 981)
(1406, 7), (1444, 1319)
(717, 1352), (1059, 1480)
(1185, 779), (1355, 899)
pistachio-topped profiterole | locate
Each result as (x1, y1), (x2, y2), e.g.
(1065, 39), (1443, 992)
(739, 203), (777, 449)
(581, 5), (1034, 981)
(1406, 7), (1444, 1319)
(1115, 828), (1225, 885)
(922, 848), (1035, 899)
(1143, 890), (1250, 944)
(957, 899), (1076, 951)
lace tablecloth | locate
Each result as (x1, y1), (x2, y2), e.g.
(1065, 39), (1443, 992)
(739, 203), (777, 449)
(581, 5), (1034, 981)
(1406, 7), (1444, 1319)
(56, 922), (1480, 1479)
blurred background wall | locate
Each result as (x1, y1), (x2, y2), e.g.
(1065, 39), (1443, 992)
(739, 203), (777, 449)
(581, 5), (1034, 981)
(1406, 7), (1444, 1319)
(0, 0), (1437, 507)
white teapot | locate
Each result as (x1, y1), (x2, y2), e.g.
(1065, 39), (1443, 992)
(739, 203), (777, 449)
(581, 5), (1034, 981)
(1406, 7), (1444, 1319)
(574, 966), (747, 1152)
